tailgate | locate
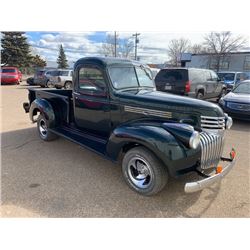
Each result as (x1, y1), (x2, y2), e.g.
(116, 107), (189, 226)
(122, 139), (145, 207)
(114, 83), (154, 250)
(155, 69), (188, 94)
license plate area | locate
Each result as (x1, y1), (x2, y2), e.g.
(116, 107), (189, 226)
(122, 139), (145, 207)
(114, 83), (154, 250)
(164, 85), (172, 90)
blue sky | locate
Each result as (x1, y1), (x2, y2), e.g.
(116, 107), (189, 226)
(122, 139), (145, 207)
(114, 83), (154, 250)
(25, 31), (250, 67)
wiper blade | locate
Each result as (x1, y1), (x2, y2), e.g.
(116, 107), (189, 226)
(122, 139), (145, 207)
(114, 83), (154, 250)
(140, 65), (153, 80)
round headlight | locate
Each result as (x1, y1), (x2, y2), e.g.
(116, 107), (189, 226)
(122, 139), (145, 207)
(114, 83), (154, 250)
(189, 131), (200, 149)
(226, 116), (233, 129)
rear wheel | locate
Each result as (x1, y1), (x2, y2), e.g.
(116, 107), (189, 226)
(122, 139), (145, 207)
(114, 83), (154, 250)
(37, 114), (58, 141)
(196, 91), (204, 100)
(122, 146), (168, 196)
(64, 81), (72, 89)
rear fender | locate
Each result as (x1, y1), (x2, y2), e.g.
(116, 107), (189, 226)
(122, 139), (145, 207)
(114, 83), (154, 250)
(29, 98), (56, 128)
(196, 86), (205, 95)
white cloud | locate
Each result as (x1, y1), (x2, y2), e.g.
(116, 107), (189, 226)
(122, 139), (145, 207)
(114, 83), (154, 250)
(28, 31), (250, 65)
(29, 32), (103, 64)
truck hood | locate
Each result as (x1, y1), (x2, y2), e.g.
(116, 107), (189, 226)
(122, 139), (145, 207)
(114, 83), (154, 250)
(224, 92), (250, 104)
(116, 89), (224, 118)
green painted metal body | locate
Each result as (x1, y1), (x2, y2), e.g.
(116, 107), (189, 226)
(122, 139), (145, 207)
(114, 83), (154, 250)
(26, 57), (225, 177)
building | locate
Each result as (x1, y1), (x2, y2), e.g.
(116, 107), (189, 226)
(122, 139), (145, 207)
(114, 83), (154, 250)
(186, 51), (250, 72)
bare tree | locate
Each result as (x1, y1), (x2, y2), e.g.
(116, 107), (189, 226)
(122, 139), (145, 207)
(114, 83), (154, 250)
(203, 31), (247, 71)
(102, 34), (116, 57)
(120, 38), (134, 58)
(101, 33), (134, 58)
(190, 43), (207, 54)
(167, 38), (191, 66)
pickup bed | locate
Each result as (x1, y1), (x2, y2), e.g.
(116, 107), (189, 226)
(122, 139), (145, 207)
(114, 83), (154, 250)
(26, 88), (107, 155)
(23, 57), (236, 196)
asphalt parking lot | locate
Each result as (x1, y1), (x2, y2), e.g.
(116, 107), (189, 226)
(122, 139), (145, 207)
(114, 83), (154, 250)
(1, 82), (250, 217)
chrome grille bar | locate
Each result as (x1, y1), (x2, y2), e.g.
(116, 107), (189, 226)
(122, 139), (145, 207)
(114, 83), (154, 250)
(201, 116), (225, 130)
(200, 132), (224, 169)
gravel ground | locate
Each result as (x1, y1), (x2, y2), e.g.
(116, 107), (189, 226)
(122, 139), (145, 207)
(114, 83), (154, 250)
(0, 82), (249, 217)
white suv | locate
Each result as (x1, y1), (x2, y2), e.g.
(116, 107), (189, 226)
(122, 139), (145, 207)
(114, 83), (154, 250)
(49, 69), (73, 89)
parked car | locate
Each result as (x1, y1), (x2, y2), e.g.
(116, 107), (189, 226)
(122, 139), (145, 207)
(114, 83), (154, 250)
(219, 80), (250, 121)
(217, 71), (249, 91)
(1, 66), (22, 84)
(33, 69), (58, 87)
(49, 69), (73, 89)
(23, 57), (236, 196)
(155, 68), (227, 100)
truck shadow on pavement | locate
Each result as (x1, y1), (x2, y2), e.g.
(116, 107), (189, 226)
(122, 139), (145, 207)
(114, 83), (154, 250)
(1, 127), (221, 218)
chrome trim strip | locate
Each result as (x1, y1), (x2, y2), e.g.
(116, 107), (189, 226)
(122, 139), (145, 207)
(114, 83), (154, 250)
(201, 116), (225, 119)
(124, 106), (172, 118)
(184, 158), (236, 193)
(201, 125), (225, 129)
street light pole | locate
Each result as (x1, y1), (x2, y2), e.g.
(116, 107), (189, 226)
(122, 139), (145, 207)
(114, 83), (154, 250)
(114, 31), (117, 57)
(132, 32), (140, 60)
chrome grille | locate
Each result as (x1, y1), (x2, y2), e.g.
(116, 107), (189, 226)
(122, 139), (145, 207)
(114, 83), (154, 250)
(200, 132), (224, 169)
(201, 116), (225, 130)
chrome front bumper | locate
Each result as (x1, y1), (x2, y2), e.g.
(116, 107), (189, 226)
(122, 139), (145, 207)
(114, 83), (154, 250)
(184, 156), (236, 193)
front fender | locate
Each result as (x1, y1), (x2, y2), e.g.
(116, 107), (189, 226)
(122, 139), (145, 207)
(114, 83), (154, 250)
(106, 122), (200, 176)
(29, 98), (56, 128)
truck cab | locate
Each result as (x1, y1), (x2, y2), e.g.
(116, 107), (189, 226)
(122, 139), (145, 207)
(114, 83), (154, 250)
(23, 57), (236, 196)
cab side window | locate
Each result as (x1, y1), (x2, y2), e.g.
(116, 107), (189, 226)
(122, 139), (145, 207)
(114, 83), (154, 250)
(210, 71), (218, 81)
(205, 71), (212, 81)
(78, 66), (107, 96)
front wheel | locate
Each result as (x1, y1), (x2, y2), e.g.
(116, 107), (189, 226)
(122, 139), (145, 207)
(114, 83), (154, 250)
(45, 80), (49, 88)
(122, 146), (168, 196)
(37, 114), (58, 141)
(219, 88), (227, 98)
(47, 81), (54, 88)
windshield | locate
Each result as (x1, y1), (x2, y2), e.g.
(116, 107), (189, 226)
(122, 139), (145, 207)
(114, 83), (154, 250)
(217, 73), (235, 81)
(1, 68), (16, 73)
(109, 66), (154, 89)
(46, 70), (59, 76)
(58, 71), (69, 76)
(233, 82), (250, 94)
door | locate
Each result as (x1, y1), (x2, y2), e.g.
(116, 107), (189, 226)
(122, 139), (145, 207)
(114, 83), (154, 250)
(73, 64), (111, 138)
(210, 70), (222, 97)
(203, 71), (215, 98)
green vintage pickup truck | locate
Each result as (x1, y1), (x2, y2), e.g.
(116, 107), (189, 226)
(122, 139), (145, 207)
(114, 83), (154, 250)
(23, 57), (236, 196)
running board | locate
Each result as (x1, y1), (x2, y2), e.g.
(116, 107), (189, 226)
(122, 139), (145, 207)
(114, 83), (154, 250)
(50, 126), (107, 157)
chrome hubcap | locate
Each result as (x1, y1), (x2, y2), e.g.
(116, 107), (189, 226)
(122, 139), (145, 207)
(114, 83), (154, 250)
(39, 119), (47, 137)
(127, 156), (153, 189)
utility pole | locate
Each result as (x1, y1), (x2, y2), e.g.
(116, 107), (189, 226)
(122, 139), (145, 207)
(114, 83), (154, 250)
(114, 31), (117, 57)
(132, 32), (140, 60)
